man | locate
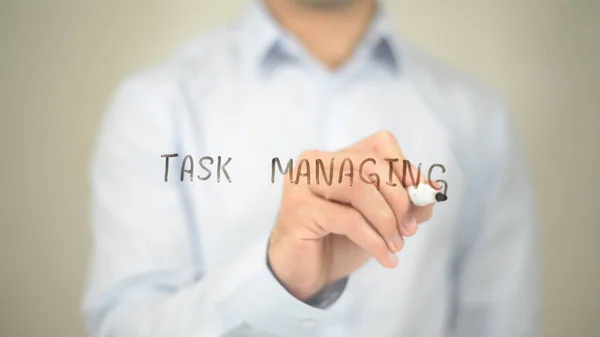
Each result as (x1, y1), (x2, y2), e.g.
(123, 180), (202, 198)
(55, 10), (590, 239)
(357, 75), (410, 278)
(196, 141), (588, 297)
(82, 0), (540, 336)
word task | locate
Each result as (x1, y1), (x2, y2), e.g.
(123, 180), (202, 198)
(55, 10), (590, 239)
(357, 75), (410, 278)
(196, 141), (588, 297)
(161, 154), (232, 183)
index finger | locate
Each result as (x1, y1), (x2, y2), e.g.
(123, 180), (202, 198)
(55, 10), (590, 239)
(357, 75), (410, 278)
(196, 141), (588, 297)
(346, 130), (405, 162)
(348, 130), (423, 187)
(349, 130), (441, 233)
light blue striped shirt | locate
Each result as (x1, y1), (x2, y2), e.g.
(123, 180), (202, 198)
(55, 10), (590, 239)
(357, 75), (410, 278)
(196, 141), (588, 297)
(83, 1), (540, 336)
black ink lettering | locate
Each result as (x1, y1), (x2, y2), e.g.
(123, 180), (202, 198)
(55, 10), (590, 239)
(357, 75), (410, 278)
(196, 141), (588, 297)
(198, 156), (214, 181)
(180, 155), (194, 181)
(427, 164), (448, 195)
(383, 158), (398, 187)
(161, 153), (179, 182)
(316, 159), (334, 186)
(338, 158), (354, 186)
(402, 160), (422, 187)
(435, 180), (449, 196)
(294, 159), (311, 185)
(427, 164), (446, 187)
(217, 156), (232, 183)
(271, 158), (294, 183)
(359, 158), (380, 190)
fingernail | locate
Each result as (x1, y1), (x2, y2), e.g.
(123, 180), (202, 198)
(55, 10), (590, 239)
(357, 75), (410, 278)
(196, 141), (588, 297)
(387, 251), (398, 267)
(391, 232), (403, 251)
(403, 216), (417, 233)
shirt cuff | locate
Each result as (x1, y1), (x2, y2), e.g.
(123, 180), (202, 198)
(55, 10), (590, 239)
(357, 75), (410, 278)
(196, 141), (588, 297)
(304, 277), (348, 309)
(220, 239), (337, 336)
(265, 247), (348, 310)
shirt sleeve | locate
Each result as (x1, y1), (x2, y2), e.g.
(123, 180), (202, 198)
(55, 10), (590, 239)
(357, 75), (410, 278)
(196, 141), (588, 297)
(81, 76), (339, 337)
(450, 101), (541, 337)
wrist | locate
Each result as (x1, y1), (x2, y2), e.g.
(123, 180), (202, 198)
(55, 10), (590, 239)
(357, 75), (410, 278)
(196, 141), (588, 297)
(267, 235), (327, 301)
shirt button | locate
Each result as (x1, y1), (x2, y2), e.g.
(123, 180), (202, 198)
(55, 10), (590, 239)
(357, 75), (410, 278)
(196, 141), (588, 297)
(299, 318), (317, 329)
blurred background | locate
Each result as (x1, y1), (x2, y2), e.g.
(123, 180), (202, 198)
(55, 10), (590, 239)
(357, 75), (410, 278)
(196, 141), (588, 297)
(1, 0), (599, 336)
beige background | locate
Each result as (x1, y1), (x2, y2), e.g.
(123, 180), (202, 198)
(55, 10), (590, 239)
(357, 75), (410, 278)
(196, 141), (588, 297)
(1, 0), (599, 336)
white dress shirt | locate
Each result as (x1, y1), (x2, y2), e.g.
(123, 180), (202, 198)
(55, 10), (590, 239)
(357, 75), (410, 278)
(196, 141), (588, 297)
(82, 1), (540, 336)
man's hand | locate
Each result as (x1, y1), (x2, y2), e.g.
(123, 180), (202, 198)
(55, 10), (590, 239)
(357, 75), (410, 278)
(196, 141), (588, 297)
(267, 131), (438, 301)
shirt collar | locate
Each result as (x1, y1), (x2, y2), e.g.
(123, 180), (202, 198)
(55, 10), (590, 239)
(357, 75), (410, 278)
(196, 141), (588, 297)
(237, 0), (402, 77)
(359, 7), (401, 73)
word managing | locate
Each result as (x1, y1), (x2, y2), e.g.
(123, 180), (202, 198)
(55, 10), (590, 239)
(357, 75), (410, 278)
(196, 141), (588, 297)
(160, 154), (449, 193)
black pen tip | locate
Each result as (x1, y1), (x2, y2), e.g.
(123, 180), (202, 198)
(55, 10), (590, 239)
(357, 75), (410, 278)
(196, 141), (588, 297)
(435, 192), (448, 202)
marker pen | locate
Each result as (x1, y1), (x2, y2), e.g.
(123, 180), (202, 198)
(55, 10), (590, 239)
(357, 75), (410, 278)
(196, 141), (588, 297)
(407, 183), (448, 207)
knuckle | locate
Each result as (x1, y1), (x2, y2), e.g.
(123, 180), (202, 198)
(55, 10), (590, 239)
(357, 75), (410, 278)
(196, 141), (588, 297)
(319, 185), (335, 201)
(299, 149), (318, 161)
(377, 130), (397, 144)
(378, 210), (397, 235)
(354, 177), (372, 192)
(359, 161), (376, 176)
(369, 235), (389, 256)
(346, 209), (366, 228)
(344, 181), (362, 199)
(395, 194), (411, 215)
